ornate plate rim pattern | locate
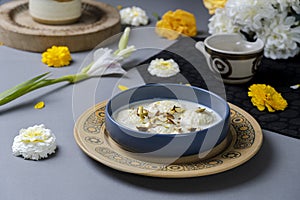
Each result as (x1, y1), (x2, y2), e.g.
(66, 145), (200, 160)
(74, 101), (263, 178)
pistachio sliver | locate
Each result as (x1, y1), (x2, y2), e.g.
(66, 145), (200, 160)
(195, 107), (206, 113)
(171, 105), (185, 113)
(174, 107), (185, 113)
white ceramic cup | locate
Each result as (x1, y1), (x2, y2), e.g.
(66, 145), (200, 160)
(29, 0), (82, 25)
(195, 33), (264, 84)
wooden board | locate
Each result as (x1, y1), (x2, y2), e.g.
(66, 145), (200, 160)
(0, 0), (121, 52)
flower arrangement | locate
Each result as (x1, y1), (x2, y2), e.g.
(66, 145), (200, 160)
(155, 9), (197, 40)
(0, 27), (135, 106)
(208, 0), (300, 59)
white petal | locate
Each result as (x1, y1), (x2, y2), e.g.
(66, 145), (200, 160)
(116, 45), (136, 58)
(89, 62), (126, 77)
(290, 84), (300, 89)
(87, 48), (125, 76)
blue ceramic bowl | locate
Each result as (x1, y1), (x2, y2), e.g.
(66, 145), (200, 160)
(105, 83), (230, 157)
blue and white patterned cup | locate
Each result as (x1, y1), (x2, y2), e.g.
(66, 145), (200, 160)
(195, 33), (264, 84)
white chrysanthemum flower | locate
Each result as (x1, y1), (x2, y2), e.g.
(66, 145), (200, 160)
(148, 58), (180, 77)
(274, 0), (300, 14)
(120, 6), (149, 26)
(208, 8), (239, 34)
(259, 13), (300, 59)
(12, 124), (56, 160)
(207, 0), (300, 59)
(226, 0), (277, 32)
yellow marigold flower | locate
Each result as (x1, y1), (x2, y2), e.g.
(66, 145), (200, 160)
(42, 46), (72, 67)
(248, 84), (288, 112)
(155, 9), (197, 40)
(203, 0), (227, 15)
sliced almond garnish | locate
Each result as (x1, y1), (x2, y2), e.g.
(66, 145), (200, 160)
(196, 107), (206, 113)
(188, 127), (197, 132)
(137, 106), (148, 119)
(166, 113), (175, 119)
(136, 126), (148, 132)
(171, 105), (185, 113)
(166, 118), (176, 125)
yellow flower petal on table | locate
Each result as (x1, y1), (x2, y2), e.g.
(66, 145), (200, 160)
(42, 46), (72, 67)
(248, 84), (288, 112)
(118, 84), (129, 91)
(155, 9), (197, 40)
(203, 0), (227, 15)
(34, 101), (45, 109)
(0, 41), (3, 46)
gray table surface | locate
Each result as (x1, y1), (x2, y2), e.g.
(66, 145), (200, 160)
(1, 0), (299, 200)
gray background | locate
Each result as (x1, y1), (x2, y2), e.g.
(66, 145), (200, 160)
(0, 0), (299, 200)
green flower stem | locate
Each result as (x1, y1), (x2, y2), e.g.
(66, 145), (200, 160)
(0, 27), (132, 107)
(0, 72), (49, 100)
(0, 73), (89, 106)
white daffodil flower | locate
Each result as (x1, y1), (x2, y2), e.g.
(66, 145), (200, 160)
(12, 124), (57, 160)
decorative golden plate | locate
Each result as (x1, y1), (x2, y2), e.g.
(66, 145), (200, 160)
(74, 101), (263, 178)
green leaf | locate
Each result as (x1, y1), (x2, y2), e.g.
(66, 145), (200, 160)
(0, 72), (50, 106)
(0, 72), (50, 99)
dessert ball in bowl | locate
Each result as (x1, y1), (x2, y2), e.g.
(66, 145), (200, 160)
(105, 83), (230, 157)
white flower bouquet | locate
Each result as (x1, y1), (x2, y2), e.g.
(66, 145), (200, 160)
(208, 0), (300, 59)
